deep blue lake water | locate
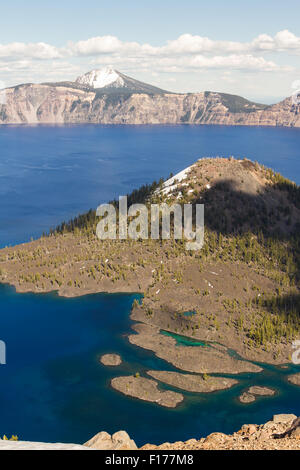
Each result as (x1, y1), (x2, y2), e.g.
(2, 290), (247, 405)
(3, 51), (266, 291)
(0, 125), (299, 445)
(0, 124), (299, 248)
(0, 283), (299, 446)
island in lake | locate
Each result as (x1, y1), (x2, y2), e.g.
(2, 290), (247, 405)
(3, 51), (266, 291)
(0, 157), (299, 410)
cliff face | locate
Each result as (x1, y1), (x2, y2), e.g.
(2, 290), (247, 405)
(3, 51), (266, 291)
(0, 83), (299, 127)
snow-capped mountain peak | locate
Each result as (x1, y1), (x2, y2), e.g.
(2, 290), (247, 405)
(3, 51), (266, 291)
(75, 68), (168, 94)
(76, 67), (125, 89)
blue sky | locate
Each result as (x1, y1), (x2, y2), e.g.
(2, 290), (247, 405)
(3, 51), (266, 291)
(1, 0), (300, 102)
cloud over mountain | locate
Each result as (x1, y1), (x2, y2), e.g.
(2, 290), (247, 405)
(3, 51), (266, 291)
(0, 30), (299, 100)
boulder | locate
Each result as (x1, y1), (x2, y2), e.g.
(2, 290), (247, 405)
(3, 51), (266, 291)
(112, 431), (138, 450)
(274, 417), (300, 440)
(203, 433), (229, 444)
(238, 424), (258, 436)
(290, 426), (300, 439)
(84, 430), (137, 450)
(272, 414), (297, 424)
(202, 432), (229, 449)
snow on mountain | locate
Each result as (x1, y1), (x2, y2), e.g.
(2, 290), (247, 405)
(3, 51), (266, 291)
(155, 164), (195, 197)
(75, 67), (168, 94)
(162, 165), (194, 193)
(76, 67), (125, 89)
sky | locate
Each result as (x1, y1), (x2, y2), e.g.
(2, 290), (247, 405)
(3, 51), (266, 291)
(0, 0), (299, 103)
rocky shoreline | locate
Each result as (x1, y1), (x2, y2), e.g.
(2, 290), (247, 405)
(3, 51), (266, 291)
(140, 414), (300, 450)
(128, 322), (262, 375)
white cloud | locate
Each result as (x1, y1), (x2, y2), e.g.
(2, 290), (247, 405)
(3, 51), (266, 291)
(91, 52), (290, 73)
(0, 30), (298, 98)
(0, 58), (81, 89)
(67, 36), (157, 57)
(0, 42), (62, 59)
(274, 30), (300, 50)
(161, 34), (248, 55)
(1, 29), (299, 63)
(68, 30), (300, 58)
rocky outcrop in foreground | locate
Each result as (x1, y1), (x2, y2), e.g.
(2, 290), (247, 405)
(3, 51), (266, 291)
(84, 430), (137, 450)
(141, 414), (300, 450)
(0, 415), (299, 450)
(0, 430), (137, 451)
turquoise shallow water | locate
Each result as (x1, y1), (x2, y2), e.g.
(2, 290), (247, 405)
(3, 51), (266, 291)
(0, 283), (299, 446)
(161, 330), (210, 347)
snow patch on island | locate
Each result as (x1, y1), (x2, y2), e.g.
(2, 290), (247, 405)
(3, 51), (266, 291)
(157, 164), (195, 196)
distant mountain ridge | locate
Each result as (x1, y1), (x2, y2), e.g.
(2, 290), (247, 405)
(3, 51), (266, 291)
(0, 68), (299, 126)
